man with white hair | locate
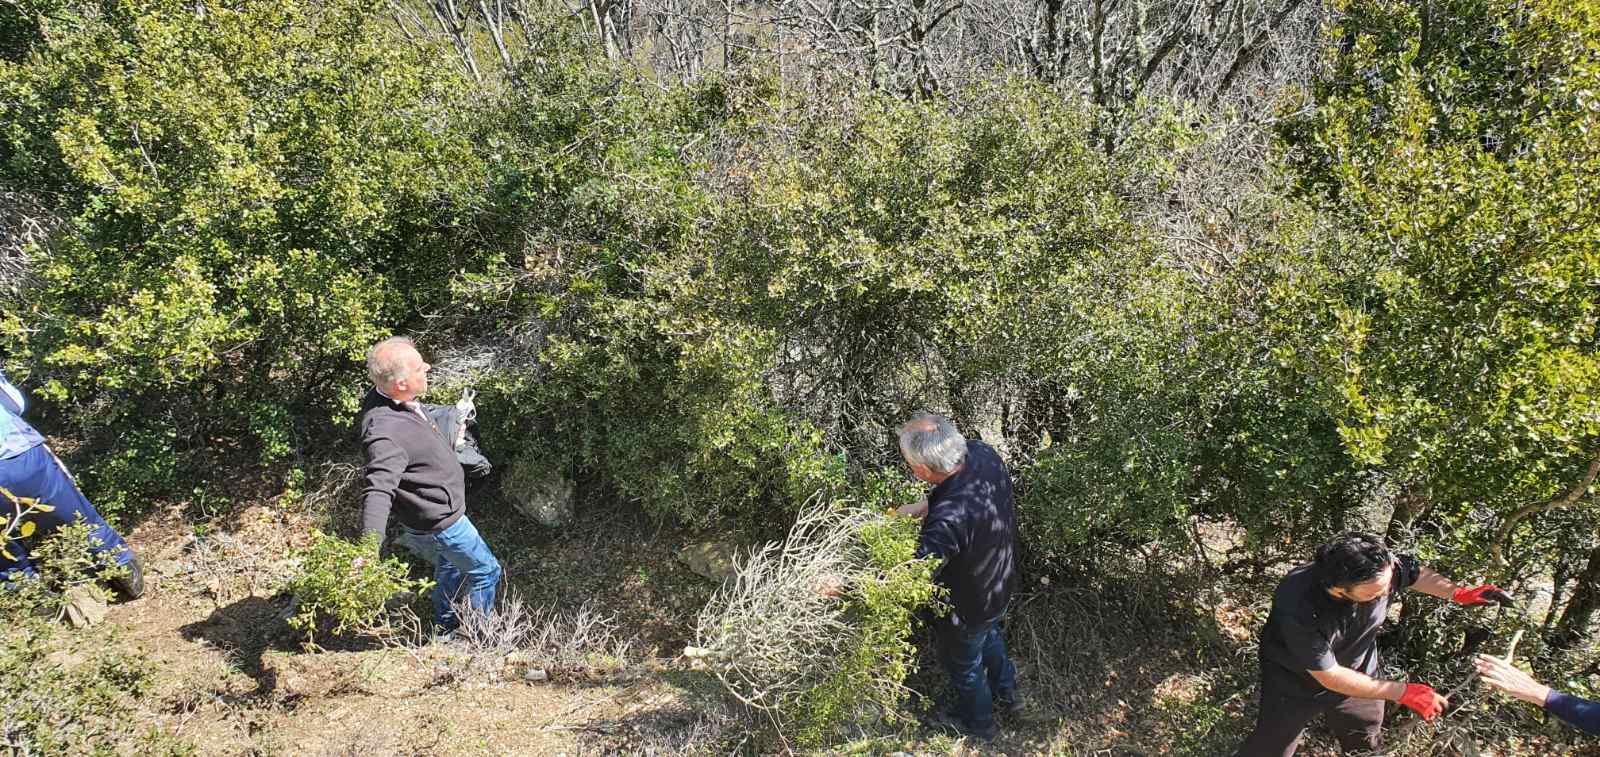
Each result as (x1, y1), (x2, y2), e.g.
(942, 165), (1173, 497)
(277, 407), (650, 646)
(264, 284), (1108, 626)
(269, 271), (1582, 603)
(359, 336), (501, 637)
(897, 411), (1021, 740)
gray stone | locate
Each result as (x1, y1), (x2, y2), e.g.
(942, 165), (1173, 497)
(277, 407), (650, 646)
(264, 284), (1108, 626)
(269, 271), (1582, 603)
(676, 541), (740, 583)
(503, 458), (575, 528)
(63, 585), (108, 628)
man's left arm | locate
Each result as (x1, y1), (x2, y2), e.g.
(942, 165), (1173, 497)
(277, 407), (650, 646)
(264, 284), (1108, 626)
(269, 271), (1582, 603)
(1406, 557), (1514, 606)
(915, 513), (962, 578)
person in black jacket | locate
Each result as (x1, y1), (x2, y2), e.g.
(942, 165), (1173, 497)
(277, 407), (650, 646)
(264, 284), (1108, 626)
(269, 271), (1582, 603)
(360, 336), (501, 636)
(896, 412), (1021, 740)
(1236, 533), (1513, 756)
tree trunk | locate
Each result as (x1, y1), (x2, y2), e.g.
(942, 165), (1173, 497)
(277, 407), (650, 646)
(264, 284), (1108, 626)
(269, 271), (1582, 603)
(1552, 538), (1600, 650)
(1543, 559), (1571, 637)
(1384, 484), (1427, 543)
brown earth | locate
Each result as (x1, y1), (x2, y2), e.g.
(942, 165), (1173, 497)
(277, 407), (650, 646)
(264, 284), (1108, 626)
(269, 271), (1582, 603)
(28, 488), (1577, 756)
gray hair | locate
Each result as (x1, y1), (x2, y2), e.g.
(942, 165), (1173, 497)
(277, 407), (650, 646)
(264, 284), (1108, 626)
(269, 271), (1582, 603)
(367, 336), (417, 388)
(897, 412), (967, 474)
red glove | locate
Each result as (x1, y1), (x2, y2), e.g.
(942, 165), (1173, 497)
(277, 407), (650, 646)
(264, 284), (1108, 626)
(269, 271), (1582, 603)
(1399, 683), (1445, 721)
(1452, 584), (1514, 607)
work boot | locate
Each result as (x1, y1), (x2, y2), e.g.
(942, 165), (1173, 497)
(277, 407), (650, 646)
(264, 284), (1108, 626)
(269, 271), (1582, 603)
(107, 556), (145, 600)
(996, 690), (1026, 717)
(924, 704), (998, 741)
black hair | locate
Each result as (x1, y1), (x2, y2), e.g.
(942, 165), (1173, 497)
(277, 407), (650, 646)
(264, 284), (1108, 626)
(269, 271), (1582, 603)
(1313, 532), (1394, 590)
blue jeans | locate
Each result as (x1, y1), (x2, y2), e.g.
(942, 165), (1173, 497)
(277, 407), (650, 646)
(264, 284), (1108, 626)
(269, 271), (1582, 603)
(0, 444), (133, 578)
(402, 515), (501, 633)
(935, 616), (1018, 732)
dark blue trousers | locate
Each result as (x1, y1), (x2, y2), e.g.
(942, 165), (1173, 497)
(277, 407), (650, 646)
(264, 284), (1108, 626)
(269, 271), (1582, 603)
(935, 615), (1019, 731)
(0, 443), (133, 577)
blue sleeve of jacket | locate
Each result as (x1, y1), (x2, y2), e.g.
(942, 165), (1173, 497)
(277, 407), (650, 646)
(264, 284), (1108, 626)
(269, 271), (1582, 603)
(1546, 690), (1600, 735)
(915, 510), (963, 576)
(0, 368), (25, 416)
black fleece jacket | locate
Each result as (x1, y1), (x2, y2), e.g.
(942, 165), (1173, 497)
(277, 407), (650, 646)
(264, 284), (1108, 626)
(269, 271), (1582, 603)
(357, 388), (466, 541)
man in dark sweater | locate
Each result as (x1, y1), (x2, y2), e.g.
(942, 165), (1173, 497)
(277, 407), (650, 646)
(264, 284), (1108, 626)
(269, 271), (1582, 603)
(896, 412), (1020, 740)
(1474, 653), (1600, 735)
(360, 336), (501, 635)
(1236, 532), (1513, 756)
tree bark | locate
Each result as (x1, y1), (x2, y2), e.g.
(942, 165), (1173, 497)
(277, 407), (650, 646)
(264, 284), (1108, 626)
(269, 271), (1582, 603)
(1384, 484), (1427, 543)
(1552, 537), (1600, 650)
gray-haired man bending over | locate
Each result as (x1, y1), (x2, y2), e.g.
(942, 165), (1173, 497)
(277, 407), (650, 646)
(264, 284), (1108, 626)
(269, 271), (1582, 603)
(898, 412), (1021, 740)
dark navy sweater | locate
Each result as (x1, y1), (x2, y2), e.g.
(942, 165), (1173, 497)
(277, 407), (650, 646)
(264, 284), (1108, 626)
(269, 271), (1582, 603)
(1547, 690), (1600, 735)
(915, 440), (1020, 627)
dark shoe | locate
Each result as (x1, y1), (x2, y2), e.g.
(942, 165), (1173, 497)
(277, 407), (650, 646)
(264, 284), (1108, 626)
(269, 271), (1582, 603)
(107, 557), (144, 600)
(924, 705), (998, 741)
(429, 627), (469, 649)
(996, 691), (1026, 717)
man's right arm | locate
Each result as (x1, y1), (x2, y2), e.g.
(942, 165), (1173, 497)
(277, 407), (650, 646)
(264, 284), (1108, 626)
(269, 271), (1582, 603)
(360, 431), (407, 545)
(1279, 614), (1443, 713)
(1309, 666), (1448, 718)
(1308, 666), (1407, 700)
(913, 511), (962, 581)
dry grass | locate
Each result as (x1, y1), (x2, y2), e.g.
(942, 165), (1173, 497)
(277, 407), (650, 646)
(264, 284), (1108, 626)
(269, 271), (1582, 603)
(0, 190), (56, 297)
(445, 591), (638, 682)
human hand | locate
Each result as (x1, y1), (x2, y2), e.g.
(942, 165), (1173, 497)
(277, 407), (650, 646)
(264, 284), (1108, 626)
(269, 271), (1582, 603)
(1474, 654), (1552, 707)
(1398, 683), (1447, 721)
(896, 494), (929, 519)
(816, 574), (845, 598)
(1452, 584), (1515, 607)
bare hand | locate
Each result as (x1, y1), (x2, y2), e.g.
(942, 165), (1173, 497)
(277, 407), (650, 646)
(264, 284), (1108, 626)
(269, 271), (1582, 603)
(896, 493), (929, 519)
(1474, 654), (1552, 707)
(816, 574), (845, 598)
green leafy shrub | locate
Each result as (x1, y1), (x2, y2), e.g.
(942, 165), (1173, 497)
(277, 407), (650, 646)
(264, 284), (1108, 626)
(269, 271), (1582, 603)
(283, 530), (432, 647)
(1270, 0), (1600, 661)
(0, 0), (489, 517)
(789, 511), (943, 744)
(0, 623), (168, 754)
(1277, 0), (1600, 525)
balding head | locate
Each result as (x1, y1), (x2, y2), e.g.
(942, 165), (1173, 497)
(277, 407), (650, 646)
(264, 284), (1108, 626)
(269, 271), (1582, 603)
(898, 412), (967, 480)
(367, 336), (430, 400)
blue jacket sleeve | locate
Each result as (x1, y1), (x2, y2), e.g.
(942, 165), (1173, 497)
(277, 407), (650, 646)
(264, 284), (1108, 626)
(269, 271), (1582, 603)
(1546, 690), (1600, 735)
(0, 369), (25, 416)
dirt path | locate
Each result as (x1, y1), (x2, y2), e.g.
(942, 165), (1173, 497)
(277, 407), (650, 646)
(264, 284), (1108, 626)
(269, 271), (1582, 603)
(48, 496), (1495, 756)
(70, 503), (710, 756)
